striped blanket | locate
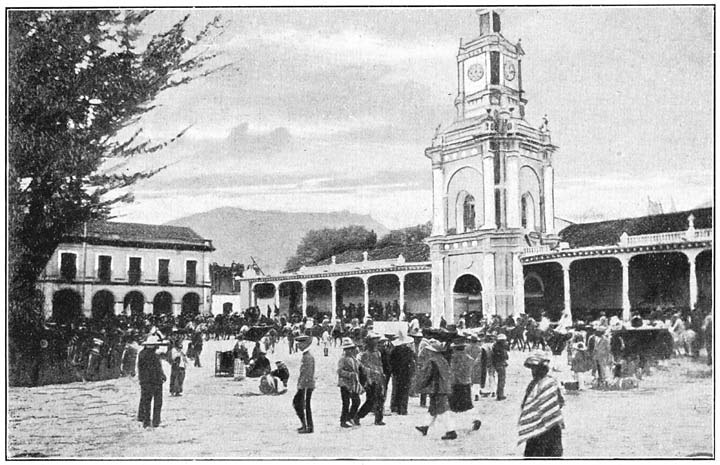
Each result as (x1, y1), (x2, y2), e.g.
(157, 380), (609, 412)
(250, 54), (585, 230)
(518, 375), (565, 445)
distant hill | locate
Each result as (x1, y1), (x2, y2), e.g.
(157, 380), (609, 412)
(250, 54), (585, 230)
(165, 207), (390, 274)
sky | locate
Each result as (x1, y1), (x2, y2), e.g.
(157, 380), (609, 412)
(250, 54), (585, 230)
(109, 6), (714, 229)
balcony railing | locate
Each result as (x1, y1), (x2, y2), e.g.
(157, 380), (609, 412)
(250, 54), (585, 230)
(621, 228), (713, 246)
(521, 245), (551, 255)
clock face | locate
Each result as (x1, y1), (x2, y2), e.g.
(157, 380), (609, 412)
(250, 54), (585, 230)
(467, 63), (484, 82)
(504, 61), (516, 81)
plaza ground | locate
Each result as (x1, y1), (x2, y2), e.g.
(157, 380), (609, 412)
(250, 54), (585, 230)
(7, 339), (714, 459)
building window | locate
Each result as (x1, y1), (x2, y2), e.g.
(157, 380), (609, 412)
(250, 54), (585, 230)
(158, 259), (170, 286)
(490, 51), (500, 85)
(60, 253), (77, 282)
(98, 255), (112, 283)
(463, 195), (476, 232)
(186, 260), (197, 286)
(128, 257), (142, 285)
(521, 193), (536, 230)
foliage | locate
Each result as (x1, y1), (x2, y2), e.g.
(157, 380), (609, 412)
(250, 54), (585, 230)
(8, 10), (226, 342)
(284, 225), (377, 272)
(376, 221), (432, 248)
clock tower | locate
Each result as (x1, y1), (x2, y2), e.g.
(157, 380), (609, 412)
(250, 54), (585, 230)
(425, 9), (560, 324)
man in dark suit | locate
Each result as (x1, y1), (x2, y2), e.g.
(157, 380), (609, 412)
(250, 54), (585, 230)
(293, 335), (315, 434)
(390, 331), (416, 415)
(137, 335), (167, 428)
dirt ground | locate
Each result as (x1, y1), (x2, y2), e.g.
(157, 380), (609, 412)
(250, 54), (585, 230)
(7, 339), (714, 459)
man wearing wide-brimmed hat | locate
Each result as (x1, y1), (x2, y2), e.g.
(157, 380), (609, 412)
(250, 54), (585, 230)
(293, 335), (315, 434)
(137, 334), (167, 428)
(492, 333), (509, 401)
(337, 337), (363, 428)
(518, 351), (564, 457)
(357, 332), (386, 426)
(415, 338), (459, 440)
(389, 329), (416, 415)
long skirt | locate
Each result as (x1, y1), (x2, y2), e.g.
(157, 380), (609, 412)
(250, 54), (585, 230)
(524, 424), (563, 457)
(428, 394), (449, 416)
(448, 384), (473, 412)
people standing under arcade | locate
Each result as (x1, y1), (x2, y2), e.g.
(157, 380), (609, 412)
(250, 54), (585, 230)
(293, 335), (315, 434)
(390, 330), (416, 415)
(337, 338), (363, 428)
(137, 335), (167, 428)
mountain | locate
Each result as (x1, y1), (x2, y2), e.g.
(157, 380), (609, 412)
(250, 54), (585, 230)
(165, 207), (390, 274)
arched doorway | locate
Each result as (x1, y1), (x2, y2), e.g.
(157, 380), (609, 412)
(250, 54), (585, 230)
(453, 274), (482, 323)
(52, 289), (82, 325)
(153, 291), (173, 316)
(223, 302), (233, 315)
(124, 291), (145, 316)
(91, 290), (115, 320)
(181, 292), (201, 319)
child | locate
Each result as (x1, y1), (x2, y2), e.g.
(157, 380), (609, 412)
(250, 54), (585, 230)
(169, 338), (188, 396)
(321, 329), (331, 357)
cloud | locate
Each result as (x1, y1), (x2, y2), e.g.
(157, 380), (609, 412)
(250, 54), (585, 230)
(226, 123), (291, 154)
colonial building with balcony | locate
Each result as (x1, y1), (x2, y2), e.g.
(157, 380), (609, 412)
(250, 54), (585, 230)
(38, 221), (215, 324)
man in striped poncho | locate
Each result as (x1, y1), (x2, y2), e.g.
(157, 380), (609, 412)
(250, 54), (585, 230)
(518, 351), (565, 457)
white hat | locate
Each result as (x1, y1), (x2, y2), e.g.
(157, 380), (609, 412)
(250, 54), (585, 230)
(341, 337), (356, 350)
(143, 334), (162, 346)
(392, 329), (412, 346)
(496, 333), (507, 341)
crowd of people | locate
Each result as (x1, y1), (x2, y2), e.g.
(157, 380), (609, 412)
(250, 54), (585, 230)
(35, 300), (712, 458)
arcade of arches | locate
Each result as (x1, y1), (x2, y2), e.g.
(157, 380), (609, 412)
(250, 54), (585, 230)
(50, 288), (205, 321)
(250, 272), (432, 321)
(521, 249), (712, 322)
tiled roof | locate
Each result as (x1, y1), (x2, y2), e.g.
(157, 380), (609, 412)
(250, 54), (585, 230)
(65, 221), (213, 249)
(559, 208), (713, 248)
(315, 243), (430, 266)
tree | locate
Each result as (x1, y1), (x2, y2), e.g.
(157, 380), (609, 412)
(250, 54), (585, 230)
(285, 226), (377, 271)
(8, 11), (226, 342)
(376, 222), (432, 248)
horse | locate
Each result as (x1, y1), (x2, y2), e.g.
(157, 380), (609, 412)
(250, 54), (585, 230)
(507, 324), (529, 351)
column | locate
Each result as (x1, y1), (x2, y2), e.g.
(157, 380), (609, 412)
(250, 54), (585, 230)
(431, 166), (446, 236)
(330, 279), (337, 323)
(482, 153), (496, 229)
(543, 165), (555, 233)
(251, 285), (258, 307)
(172, 302), (181, 317)
(561, 261), (571, 319)
(483, 253), (496, 316)
(273, 283), (280, 309)
(114, 301), (124, 316)
(398, 273), (406, 321)
(363, 276), (370, 321)
(512, 252), (525, 316)
(430, 256), (445, 327)
(619, 256), (631, 321)
(506, 154), (520, 228)
(301, 282), (308, 318)
(686, 250), (700, 310)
